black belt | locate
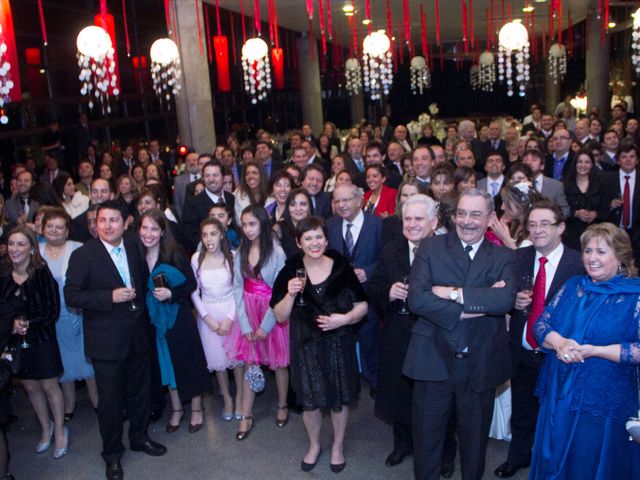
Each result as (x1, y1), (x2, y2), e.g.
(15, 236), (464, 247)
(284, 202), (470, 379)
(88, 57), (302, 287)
(454, 352), (468, 359)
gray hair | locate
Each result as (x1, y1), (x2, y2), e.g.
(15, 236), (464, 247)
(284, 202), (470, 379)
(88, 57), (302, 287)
(402, 194), (438, 219)
(334, 182), (363, 201)
(458, 119), (477, 135)
(457, 188), (495, 214)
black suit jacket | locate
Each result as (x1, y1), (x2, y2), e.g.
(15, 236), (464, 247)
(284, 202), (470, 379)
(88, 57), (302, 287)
(403, 231), (517, 392)
(544, 150), (576, 180)
(181, 190), (235, 253)
(598, 170), (640, 258)
(482, 139), (508, 165)
(64, 233), (150, 360)
(311, 191), (333, 219)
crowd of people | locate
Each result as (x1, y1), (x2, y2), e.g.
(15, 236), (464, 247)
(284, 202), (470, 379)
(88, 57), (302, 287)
(0, 102), (639, 480)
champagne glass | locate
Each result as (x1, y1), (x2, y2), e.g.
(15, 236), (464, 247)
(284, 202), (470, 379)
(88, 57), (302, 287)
(128, 277), (139, 312)
(296, 268), (307, 306)
(397, 276), (410, 315)
(16, 315), (29, 349)
(521, 275), (533, 315)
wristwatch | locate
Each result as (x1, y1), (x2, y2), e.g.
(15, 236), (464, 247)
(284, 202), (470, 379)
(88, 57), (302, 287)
(449, 288), (459, 302)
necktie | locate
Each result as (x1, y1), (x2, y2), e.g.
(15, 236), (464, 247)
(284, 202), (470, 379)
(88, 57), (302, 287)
(355, 159), (364, 172)
(526, 257), (548, 350)
(21, 197), (29, 217)
(113, 247), (129, 286)
(464, 244), (473, 259)
(493, 140), (499, 150)
(345, 223), (355, 255)
(411, 246), (418, 266)
(622, 175), (631, 229)
(490, 181), (499, 198)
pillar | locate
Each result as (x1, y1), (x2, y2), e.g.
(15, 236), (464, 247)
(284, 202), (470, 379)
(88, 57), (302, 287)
(297, 34), (323, 135)
(544, 57), (561, 115)
(173, 0), (216, 153)
(350, 91), (365, 127)
(585, 2), (610, 116)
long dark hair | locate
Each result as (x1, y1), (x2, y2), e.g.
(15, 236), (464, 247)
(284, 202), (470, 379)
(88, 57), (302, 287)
(565, 148), (599, 189)
(197, 217), (234, 281)
(1, 225), (46, 277)
(281, 188), (312, 236)
(238, 205), (274, 279)
(139, 208), (185, 267)
(239, 160), (269, 206)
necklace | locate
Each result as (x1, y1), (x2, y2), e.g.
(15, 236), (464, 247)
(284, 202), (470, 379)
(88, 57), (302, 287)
(46, 244), (64, 259)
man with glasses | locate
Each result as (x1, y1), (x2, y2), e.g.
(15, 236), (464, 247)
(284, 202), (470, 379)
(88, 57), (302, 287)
(404, 188), (517, 480)
(545, 128), (575, 181)
(493, 199), (583, 478)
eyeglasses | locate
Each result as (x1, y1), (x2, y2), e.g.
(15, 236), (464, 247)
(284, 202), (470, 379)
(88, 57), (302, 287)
(527, 221), (559, 230)
(455, 209), (489, 220)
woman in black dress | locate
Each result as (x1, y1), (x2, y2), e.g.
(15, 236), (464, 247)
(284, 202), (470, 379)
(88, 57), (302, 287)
(271, 216), (368, 473)
(0, 226), (68, 458)
(138, 209), (211, 433)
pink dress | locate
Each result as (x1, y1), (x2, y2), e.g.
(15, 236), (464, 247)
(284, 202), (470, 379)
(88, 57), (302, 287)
(190, 255), (241, 372)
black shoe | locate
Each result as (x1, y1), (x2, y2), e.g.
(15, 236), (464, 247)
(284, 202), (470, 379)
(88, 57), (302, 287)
(385, 450), (406, 467)
(130, 439), (167, 457)
(330, 461), (346, 473)
(494, 461), (529, 478)
(301, 448), (322, 472)
(105, 460), (124, 480)
(440, 461), (455, 478)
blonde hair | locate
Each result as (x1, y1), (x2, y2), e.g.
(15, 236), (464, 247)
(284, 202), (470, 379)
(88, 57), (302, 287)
(580, 222), (638, 277)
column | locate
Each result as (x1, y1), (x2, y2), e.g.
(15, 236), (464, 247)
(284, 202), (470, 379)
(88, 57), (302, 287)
(297, 34), (323, 135)
(585, 2), (610, 115)
(350, 91), (365, 127)
(544, 57), (561, 116)
(173, 0), (216, 153)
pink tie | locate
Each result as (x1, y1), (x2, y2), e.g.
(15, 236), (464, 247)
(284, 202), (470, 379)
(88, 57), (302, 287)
(526, 257), (548, 350)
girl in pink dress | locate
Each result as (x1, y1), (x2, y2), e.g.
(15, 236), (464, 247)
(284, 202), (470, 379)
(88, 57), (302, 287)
(224, 205), (288, 440)
(191, 218), (243, 421)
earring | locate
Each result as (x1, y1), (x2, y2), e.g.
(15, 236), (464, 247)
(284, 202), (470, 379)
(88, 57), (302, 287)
(618, 264), (623, 273)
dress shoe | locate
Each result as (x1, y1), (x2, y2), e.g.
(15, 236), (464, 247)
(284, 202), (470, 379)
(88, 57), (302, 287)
(188, 408), (204, 433)
(301, 448), (322, 472)
(494, 461), (529, 478)
(131, 439), (167, 457)
(105, 461), (124, 480)
(385, 450), (406, 467)
(440, 461), (455, 478)
(330, 461), (346, 473)
(236, 416), (254, 441)
(276, 405), (289, 428)
(35, 421), (55, 453)
(166, 409), (184, 433)
(53, 426), (70, 459)
(64, 408), (75, 422)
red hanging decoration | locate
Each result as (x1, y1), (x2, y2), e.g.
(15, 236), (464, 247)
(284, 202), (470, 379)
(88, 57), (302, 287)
(403, 0), (411, 48)
(0, 0), (22, 103)
(121, 0), (131, 57)
(386, 0), (393, 61)
(309, 18), (315, 62)
(557, 0), (562, 44)
(420, 4), (427, 58)
(240, 0), (247, 43)
(319, 0), (327, 55)
(306, 0), (313, 20)
(94, 4), (120, 96)
(267, 0), (274, 44)
(214, 36), (231, 91)
(604, 0), (609, 32)
(435, 0), (441, 45)
(37, 0), (48, 45)
(272, 47), (284, 89)
(350, 12), (358, 56)
(253, 0), (261, 34)
(365, 0), (372, 34)
(326, 0), (333, 40)
(462, 0), (468, 54)
(272, 0), (280, 49)
(205, 5), (213, 63)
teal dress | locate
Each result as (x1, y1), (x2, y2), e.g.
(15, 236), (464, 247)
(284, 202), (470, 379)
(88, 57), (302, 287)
(530, 275), (640, 480)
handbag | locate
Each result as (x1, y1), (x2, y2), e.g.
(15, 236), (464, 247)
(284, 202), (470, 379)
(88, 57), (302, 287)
(245, 364), (265, 393)
(626, 367), (640, 444)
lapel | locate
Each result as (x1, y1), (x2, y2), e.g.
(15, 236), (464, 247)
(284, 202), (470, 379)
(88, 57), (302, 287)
(394, 241), (411, 277)
(466, 238), (494, 286)
(547, 248), (571, 300)
(95, 239), (126, 287)
(351, 213), (370, 258)
(446, 231), (472, 277)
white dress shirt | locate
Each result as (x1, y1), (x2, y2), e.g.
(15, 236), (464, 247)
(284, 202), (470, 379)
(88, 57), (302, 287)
(342, 210), (365, 247)
(101, 238), (132, 287)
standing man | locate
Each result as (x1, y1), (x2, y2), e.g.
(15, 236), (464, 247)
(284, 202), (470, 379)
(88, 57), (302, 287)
(254, 141), (283, 180)
(494, 199), (583, 478)
(544, 128), (575, 181)
(345, 136), (366, 175)
(172, 151), (200, 218)
(65, 200), (167, 480)
(600, 129), (621, 171)
(75, 160), (95, 197)
(404, 188), (517, 480)
(394, 125), (414, 153)
(412, 146), (434, 189)
(5, 170), (39, 224)
(482, 122), (508, 167)
(522, 149), (571, 219)
(70, 178), (113, 242)
(118, 144), (135, 176)
(301, 164), (332, 219)
(478, 152), (506, 201)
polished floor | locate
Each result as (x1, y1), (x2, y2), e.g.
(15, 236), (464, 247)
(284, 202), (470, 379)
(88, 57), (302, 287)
(6, 376), (530, 479)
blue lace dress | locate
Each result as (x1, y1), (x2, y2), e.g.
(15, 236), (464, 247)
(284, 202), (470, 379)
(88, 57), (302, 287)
(530, 275), (640, 480)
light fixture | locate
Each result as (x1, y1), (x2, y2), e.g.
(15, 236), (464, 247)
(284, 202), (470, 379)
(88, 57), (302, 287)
(470, 64), (480, 90)
(409, 56), (430, 94)
(632, 7), (640, 75)
(76, 25), (118, 113)
(342, 4), (354, 13)
(150, 38), (181, 107)
(522, 6), (534, 13)
(477, 51), (496, 92)
(242, 37), (272, 104)
(608, 22), (616, 29)
(362, 19), (371, 25)
(548, 43), (567, 84)
(345, 58), (362, 95)
(362, 30), (393, 100)
(498, 20), (530, 97)
(0, 24), (16, 122)
(345, 12), (354, 17)
(570, 95), (587, 116)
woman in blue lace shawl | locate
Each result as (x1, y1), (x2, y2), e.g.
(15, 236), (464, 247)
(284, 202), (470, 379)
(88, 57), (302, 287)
(530, 222), (640, 479)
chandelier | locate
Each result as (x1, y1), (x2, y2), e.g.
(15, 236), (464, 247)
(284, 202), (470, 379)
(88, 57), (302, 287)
(362, 30), (393, 100)
(345, 58), (362, 96)
(548, 43), (567, 84)
(241, 37), (271, 104)
(477, 51), (496, 92)
(0, 24), (15, 124)
(150, 38), (181, 107)
(497, 20), (530, 97)
(470, 65), (479, 90)
(410, 56), (431, 95)
(76, 25), (118, 114)
(632, 7), (640, 75)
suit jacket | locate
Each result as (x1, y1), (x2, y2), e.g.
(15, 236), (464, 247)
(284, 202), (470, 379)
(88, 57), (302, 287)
(598, 153), (618, 172)
(538, 175), (570, 219)
(363, 185), (398, 217)
(39, 168), (69, 184)
(403, 230), (517, 392)
(117, 158), (135, 177)
(311, 191), (333, 219)
(521, 122), (540, 136)
(509, 245), (583, 367)
(70, 210), (91, 242)
(4, 195), (39, 224)
(173, 173), (199, 218)
(182, 190), (235, 253)
(598, 170), (640, 245)
(544, 150), (576, 180)
(327, 212), (382, 283)
(64, 233), (150, 360)
(482, 139), (509, 166)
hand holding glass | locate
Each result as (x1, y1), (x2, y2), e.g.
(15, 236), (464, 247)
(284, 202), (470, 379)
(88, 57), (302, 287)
(397, 276), (410, 315)
(521, 275), (533, 315)
(16, 315), (29, 349)
(296, 269), (307, 306)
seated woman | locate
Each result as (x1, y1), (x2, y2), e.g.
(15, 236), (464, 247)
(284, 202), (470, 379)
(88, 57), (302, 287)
(530, 222), (640, 479)
(271, 216), (368, 473)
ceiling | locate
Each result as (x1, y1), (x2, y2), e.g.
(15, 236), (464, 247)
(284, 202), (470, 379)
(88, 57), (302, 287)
(211, 0), (594, 49)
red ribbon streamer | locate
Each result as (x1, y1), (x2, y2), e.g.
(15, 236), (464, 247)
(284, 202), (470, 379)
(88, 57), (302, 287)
(37, 0), (48, 45)
(121, 0), (131, 57)
(403, 0), (411, 47)
(205, 4), (213, 63)
(164, 0), (172, 34)
(306, 0), (313, 20)
(254, 0), (261, 34)
(326, 0), (333, 40)
(435, 0), (441, 45)
(462, 1), (468, 54)
(215, 0), (222, 35)
(213, 36), (231, 91)
(240, 0), (247, 43)
(319, 0), (327, 55)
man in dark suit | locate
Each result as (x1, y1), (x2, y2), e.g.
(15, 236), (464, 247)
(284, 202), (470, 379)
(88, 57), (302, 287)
(183, 153), (213, 200)
(40, 153), (69, 184)
(598, 142), (640, 263)
(255, 141), (284, 180)
(477, 152), (506, 201)
(328, 184), (383, 392)
(70, 178), (113, 242)
(182, 161), (235, 253)
(301, 164), (332, 219)
(65, 200), (166, 480)
(354, 142), (403, 190)
(4, 170), (39, 224)
(544, 128), (575, 180)
(404, 188), (517, 480)
(117, 144), (135, 177)
(482, 121), (509, 168)
(494, 199), (584, 478)
(522, 148), (571, 219)
(600, 129), (620, 172)
(172, 152), (200, 218)
(379, 115), (394, 144)
(393, 125), (414, 153)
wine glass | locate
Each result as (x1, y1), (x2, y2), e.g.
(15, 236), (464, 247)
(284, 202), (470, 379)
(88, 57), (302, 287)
(16, 315), (29, 349)
(296, 268), (307, 306)
(521, 275), (533, 315)
(397, 276), (410, 315)
(128, 277), (139, 312)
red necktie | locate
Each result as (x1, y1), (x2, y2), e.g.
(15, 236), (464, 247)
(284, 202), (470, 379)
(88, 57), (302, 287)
(526, 257), (548, 350)
(622, 175), (631, 228)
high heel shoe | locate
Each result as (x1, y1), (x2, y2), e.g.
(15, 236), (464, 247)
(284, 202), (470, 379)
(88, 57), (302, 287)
(301, 448), (322, 472)
(35, 421), (55, 453)
(276, 405), (289, 428)
(53, 426), (70, 459)
(236, 415), (254, 441)
(165, 409), (184, 433)
(63, 408), (75, 422)
(188, 408), (204, 433)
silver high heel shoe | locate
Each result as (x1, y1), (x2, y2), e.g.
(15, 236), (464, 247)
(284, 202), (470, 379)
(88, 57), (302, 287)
(35, 421), (54, 454)
(52, 426), (70, 459)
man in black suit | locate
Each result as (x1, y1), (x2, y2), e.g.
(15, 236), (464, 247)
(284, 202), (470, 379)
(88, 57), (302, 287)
(301, 164), (332, 219)
(255, 141), (284, 180)
(354, 142), (403, 190)
(494, 199), (584, 478)
(182, 161), (235, 253)
(379, 115), (393, 144)
(70, 178), (113, 242)
(118, 144), (135, 177)
(544, 128), (575, 180)
(404, 188), (517, 480)
(65, 200), (166, 480)
(482, 121), (509, 168)
(184, 153), (214, 200)
(393, 124), (414, 153)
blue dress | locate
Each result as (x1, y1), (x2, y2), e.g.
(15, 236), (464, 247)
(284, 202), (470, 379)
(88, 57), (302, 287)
(530, 275), (640, 480)
(41, 241), (94, 383)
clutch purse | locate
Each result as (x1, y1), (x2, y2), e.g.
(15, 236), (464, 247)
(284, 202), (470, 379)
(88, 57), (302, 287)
(627, 367), (640, 444)
(245, 364), (265, 393)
